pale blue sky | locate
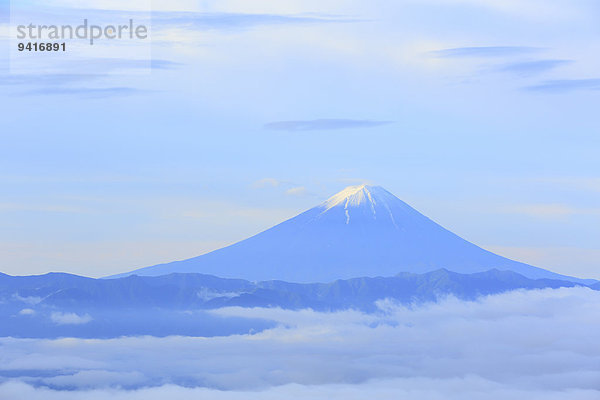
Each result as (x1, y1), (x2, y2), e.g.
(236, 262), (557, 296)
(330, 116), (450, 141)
(1, 0), (599, 278)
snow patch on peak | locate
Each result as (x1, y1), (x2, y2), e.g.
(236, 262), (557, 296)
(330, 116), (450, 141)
(322, 184), (376, 212)
(319, 184), (403, 226)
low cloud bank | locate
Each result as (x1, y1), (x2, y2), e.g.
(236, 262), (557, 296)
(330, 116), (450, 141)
(50, 312), (92, 325)
(0, 287), (598, 399)
(1, 378), (598, 400)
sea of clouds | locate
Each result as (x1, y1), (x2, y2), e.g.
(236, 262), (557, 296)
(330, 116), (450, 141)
(0, 287), (598, 399)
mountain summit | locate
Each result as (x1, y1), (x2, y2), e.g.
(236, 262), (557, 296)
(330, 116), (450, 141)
(111, 185), (586, 283)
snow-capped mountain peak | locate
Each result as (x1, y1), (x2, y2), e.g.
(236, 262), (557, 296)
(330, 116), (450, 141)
(319, 184), (403, 225)
(111, 184), (586, 284)
(322, 184), (378, 210)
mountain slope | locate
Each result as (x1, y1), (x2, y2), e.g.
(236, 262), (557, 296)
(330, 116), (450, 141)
(111, 185), (591, 283)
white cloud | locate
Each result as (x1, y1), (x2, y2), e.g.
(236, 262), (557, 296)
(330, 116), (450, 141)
(185, 0), (587, 22)
(499, 203), (600, 219)
(503, 203), (577, 218)
(0, 288), (597, 399)
(538, 177), (600, 193)
(29, 0), (160, 12)
(412, 0), (588, 21)
(50, 312), (92, 325)
(19, 308), (36, 316)
(43, 370), (146, 389)
(0, 202), (90, 214)
(13, 294), (42, 305)
(253, 178), (283, 188)
(285, 186), (307, 196)
(1, 378), (599, 400)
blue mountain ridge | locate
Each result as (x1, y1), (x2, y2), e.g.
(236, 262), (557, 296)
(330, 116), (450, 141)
(1, 269), (595, 338)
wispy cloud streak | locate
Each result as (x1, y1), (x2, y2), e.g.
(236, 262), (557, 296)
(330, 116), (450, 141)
(497, 59), (571, 76)
(524, 79), (600, 93)
(152, 12), (361, 31)
(264, 119), (393, 131)
(23, 87), (147, 98)
(432, 46), (541, 58)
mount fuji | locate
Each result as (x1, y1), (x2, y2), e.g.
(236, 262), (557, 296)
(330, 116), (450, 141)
(111, 185), (589, 283)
